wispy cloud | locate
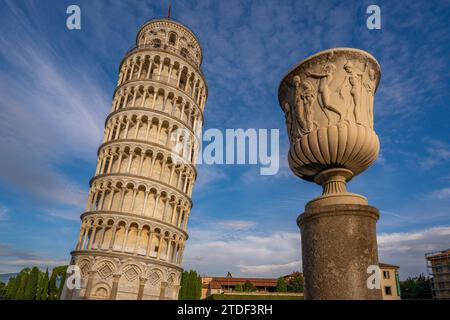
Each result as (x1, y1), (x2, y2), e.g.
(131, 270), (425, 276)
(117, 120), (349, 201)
(45, 208), (82, 222)
(378, 226), (450, 278)
(185, 221), (450, 279)
(428, 187), (450, 200)
(184, 215), (301, 277)
(418, 140), (450, 170)
(239, 260), (300, 274)
(0, 243), (67, 273)
(0, 1), (110, 210)
(184, 229), (301, 277)
(217, 220), (256, 230)
(0, 205), (9, 221)
(194, 165), (228, 190)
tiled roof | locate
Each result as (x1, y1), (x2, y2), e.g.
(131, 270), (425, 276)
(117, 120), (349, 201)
(209, 280), (222, 289)
(208, 277), (278, 287)
(379, 262), (400, 269)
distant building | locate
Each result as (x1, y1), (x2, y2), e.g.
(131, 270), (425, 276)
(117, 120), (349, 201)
(201, 273), (301, 299)
(201, 276), (278, 299)
(379, 263), (401, 300)
(426, 248), (450, 299)
(202, 264), (401, 300)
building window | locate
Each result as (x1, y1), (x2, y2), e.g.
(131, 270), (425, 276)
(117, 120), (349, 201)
(152, 39), (161, 48)
(169, 32), (177, 46)
(103, 159), (110, 174)
(180, 48), (188, 58)
(94, 192), (102, 210)
(383, 270), (390, 279)
(384, 286), (392, 295)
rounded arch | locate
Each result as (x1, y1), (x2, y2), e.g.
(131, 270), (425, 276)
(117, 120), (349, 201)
(168, 32), (177, 46)
(152, 38), (162, 48)
(91, 282), (111, 299)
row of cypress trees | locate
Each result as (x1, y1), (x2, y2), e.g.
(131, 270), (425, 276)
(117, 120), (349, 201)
(1, 265), (67, 300)
(178, 270), (202, 300)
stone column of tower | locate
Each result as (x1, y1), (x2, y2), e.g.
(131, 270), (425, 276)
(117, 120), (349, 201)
(61, 18), (207, 300)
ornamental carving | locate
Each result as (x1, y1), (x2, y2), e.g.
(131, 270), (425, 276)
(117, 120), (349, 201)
(279, 48), (381, 190)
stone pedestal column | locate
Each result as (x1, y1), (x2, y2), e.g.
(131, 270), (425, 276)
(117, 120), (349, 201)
(298, 204), (381, 299)
(278, 48), (383, 300)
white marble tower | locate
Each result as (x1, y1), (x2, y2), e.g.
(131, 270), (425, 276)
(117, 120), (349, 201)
(62, 18), (207, 300)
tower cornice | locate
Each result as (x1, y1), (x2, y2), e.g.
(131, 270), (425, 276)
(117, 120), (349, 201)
(111, 79), (206, 123)
(97, 138), (198, 179)
(80, 211), (189, 238)
(135, 18), (203, 65)
(118, 45), (208, 97)
(89, 173), (193, 207)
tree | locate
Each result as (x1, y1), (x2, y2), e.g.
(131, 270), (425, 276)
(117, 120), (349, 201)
(15, 272), (29, 300)
(12, 268), (31, 300)
(242, 280), (257, 292)
(178, 271), (188, 299)
(48, 265), (68, 300)
(5, 276), (19, 299)
(196, 274), (202, 300)
(36, 270), (43, 300)
(188, 270), (201, 300)
(24, 267), (39, 300)
(188, 271), (195, 299)
(4, 277), (14, 299)
(287, 272), (304, 293)
(57, 265), (68, 299)
(0, 281), (6, 298)
(234, 283), (243, 292)
(178, 270), (201, 300)
(400, 274), (432, 299)
(37, 269), (50, 300)
(276, 277), (288, 292)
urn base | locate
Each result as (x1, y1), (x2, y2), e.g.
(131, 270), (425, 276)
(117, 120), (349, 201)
(297, 203), (382, 300)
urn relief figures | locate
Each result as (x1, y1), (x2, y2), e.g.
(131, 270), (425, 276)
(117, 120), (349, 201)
(279, 48), (381, 203)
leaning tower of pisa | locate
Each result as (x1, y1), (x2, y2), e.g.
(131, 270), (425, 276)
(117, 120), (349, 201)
(61, 18), (207, 300)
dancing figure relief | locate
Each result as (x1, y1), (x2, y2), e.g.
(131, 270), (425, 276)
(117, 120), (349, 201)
(363, 68), (376, 128)
(337, 61), (365, 124)
(294, 76), (317, 135)
(282, 101), (294, 141)
(305, 64), (342, 125)
(278, 48), (381, 182)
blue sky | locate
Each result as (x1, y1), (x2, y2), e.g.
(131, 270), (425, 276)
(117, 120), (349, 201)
(0, 0), (449, 279)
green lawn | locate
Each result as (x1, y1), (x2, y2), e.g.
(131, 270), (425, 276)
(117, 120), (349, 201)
(205, 294), (303, 300)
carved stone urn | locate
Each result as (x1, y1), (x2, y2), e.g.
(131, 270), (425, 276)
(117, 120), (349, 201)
(278, 48), (382, 300)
